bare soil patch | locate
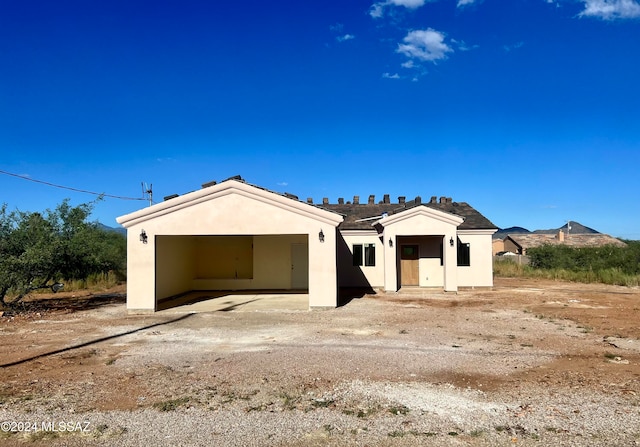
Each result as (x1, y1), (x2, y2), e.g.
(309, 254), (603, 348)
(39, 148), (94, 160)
(1, 278), (639, 446)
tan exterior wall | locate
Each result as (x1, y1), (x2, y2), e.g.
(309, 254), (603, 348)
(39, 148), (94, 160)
(457, 230), (496, 287)
(156, 236), (195, 300)
(503, 238), (522, 254)
(194, 236), (253, 279)
(338, 231), (384, 287)
(492, 239), (505, 255)
(191, 235), (306, 290)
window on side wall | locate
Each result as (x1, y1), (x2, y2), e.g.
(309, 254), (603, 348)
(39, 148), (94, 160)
(353, 243), (376, 267)
(457, 239), (471, 266)
(353, 244), (363, 266)
(364, 243), (376, 266)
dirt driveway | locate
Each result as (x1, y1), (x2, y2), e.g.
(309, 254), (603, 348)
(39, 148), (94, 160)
(1, 278), (639, 446)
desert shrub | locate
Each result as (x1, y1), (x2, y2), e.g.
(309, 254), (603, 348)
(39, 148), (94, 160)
(497, 242), (640, 286)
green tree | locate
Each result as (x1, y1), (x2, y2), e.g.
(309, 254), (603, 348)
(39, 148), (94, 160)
(0, 200), (126, 308)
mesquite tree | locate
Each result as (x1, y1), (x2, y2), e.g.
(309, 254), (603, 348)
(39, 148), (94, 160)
(0, 200), (126, 307)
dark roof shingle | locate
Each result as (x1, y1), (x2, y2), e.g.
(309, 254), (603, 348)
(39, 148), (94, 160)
(321, 199), (496, 230)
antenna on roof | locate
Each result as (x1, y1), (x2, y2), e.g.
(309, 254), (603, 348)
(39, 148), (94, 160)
(142, 182), (153, 207)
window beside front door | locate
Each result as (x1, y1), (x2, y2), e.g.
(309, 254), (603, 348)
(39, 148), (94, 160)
(353, 243), (376, 266)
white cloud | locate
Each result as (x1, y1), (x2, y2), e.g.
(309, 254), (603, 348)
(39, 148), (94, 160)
(457, 0), (476, 7)
(503, 41), (524, 52)
(401, 60), (415, 68)
(277, 182), (288, 186)
(369, 0), (427, 18)
(397, 29), (453, 62)
(451, 38), (478, 51)
(336, 34), (355, 42)
(579, 0), (640, 19)
(382, 72), (401, 79)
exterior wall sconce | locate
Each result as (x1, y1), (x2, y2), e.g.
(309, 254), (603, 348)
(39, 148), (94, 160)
(319, 229), (325, 243)
(389, 238), (393, 247)
(140, 229), (148, 244)
(449, 236), (455, 247)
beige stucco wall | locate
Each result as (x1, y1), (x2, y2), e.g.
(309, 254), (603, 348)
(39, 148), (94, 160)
(380, 208), (462, 292)
(456, 230), (496, 287)
(338, 231), (384, 288)
(156, 236), (195, 299)
(191, 234), (307, 290)
(117, 181), (342, 311)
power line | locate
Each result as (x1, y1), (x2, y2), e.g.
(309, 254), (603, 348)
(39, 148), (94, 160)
(0, 169), (147, 201)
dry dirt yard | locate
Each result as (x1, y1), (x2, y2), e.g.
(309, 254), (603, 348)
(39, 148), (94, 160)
(1, 278), (639, 446)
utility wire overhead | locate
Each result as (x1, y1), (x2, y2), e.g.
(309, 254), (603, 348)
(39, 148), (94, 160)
(0, 169), (147, 201)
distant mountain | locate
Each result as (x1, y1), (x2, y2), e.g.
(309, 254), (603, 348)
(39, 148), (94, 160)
(533, 221), (599, 235)
(494, 222), (599, 239)
(97, 223), (126, 236)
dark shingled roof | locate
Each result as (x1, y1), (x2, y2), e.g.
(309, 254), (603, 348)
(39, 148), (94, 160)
(196, 177), (496, 231)
(320, 198), (497, 230)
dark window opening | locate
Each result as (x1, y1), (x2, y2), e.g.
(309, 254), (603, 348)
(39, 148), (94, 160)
(353, 244), (363, 266)
(364, 243), (376, 266)
(353, 243), (376, 267)
(457, 239), (471, 266)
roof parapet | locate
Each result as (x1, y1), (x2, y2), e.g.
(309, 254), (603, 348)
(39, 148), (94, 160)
(201, 180), (217, 188)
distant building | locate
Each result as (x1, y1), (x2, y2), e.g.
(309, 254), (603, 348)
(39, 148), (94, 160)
(501, 230), (625, 256)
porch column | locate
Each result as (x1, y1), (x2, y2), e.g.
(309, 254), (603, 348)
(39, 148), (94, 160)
(443, 233), (458, 292)
(308, 227), (338, 309)
(383, 230), (398, 292)
(126, 226), (157, 313)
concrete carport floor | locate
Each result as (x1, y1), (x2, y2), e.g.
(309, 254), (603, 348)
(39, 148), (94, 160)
(156, 291), (309, 313)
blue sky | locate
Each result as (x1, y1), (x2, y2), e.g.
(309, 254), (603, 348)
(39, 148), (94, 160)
(1, 0), (639, 238)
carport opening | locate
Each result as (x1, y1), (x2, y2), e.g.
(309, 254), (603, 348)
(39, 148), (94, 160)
(154, 234), (309, 311)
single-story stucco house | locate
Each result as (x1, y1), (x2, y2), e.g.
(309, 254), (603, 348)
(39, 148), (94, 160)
(116, 176), (498, 312)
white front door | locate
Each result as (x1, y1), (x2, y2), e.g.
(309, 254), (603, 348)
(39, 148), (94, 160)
(291, 243), (309, 289)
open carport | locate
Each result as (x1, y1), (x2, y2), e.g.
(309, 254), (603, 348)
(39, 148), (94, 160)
(116, 178), (343, 312)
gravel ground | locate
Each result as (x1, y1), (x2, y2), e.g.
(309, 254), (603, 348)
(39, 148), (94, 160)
(1, 278), (639, 446)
